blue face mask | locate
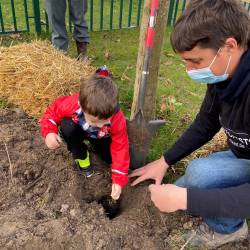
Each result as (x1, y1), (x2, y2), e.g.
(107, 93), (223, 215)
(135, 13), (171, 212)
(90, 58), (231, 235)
(187, 49), (231, 84)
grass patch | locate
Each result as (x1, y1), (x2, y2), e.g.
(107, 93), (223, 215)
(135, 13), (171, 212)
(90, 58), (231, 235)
(0, 99), (10, 108)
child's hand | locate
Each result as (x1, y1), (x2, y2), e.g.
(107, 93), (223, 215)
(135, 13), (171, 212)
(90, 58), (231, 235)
(45, 133), (62, 149)
(111, 184), (122, 200)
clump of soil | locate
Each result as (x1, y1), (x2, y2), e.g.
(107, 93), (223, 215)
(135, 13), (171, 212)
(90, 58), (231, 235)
(0, 108), (248, 250)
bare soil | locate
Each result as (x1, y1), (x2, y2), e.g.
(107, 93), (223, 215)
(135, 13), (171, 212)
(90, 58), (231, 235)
(0, 108), (249, 250)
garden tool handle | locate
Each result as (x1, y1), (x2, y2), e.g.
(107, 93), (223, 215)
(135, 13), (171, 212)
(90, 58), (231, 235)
(138, 0), (159, 110)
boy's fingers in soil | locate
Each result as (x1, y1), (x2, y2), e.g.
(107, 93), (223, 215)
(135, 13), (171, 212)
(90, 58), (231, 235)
(56, 135), (62, 143)
(53, 141), (60, 148)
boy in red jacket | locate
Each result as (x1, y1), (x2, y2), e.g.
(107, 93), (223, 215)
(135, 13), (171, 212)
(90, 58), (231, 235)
(40, 67), (130, 200)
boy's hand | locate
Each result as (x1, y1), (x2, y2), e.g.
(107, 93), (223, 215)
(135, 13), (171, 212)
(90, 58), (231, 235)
(45, 133), (62, 149)
(149, 184), (187, 212)
(129, 156), (169, 186)
(111, 184), (122, 200)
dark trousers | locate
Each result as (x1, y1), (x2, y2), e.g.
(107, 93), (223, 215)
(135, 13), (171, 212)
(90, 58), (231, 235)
(45, 0), (89, 52)
(60, 118), (112, 164)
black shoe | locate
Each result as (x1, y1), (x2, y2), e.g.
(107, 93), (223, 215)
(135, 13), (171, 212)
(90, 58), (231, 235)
(76, 41), (88, 61)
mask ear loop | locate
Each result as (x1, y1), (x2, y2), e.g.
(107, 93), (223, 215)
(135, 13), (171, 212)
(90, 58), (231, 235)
(224, 55), (232, 75)
(208, 48), (231, 75)
(208, 48), (222, 68)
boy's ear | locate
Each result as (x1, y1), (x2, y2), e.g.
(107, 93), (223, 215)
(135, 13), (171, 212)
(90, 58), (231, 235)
(224, 37), (238, 52)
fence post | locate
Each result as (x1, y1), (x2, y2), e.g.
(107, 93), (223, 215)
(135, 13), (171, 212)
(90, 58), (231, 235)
(0, 3), (5, 33)
(33, 0), (41, 33)
(167, 0), (175, 26)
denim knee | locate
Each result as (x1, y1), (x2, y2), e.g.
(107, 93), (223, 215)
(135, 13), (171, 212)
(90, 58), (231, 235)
(184, 158), (212, 188)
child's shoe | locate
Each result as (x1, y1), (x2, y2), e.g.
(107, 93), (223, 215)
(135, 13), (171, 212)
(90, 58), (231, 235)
(82, 165), (94, 178)
(75, 151), (94, 178)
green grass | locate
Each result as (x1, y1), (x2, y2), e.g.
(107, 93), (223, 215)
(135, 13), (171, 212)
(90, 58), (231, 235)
(0, 99), (9, 108)
(0, 27), (206, 180)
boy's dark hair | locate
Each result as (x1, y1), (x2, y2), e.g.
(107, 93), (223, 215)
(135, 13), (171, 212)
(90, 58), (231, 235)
(79, 74), (118, 119)
(171, 0), (250, 52)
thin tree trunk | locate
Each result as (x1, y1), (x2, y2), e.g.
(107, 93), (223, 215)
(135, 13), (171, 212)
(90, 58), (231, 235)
(131, 0), (170, 121)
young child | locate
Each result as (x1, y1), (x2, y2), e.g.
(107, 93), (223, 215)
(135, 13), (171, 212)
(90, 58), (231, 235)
(40, 66), (130, 200)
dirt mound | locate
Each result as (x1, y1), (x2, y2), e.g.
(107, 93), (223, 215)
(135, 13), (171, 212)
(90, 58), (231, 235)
(0, 108), (248, 250)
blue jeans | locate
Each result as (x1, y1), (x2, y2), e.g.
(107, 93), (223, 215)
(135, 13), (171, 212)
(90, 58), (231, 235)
(175, 150), (250, 234)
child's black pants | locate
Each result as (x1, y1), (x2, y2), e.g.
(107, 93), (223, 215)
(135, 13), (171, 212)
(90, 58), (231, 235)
(60, 118), (112, 164)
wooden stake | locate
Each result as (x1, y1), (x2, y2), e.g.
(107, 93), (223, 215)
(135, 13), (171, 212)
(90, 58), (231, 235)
(131, 0), (171, 121)
(130, 0), (151, 120)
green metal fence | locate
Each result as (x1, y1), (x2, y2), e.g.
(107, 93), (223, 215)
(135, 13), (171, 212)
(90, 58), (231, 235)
(0, 0), (143, 34)
(1, 0), (250, 35)
(0, 0), (40, 34)
(167, 0), (250, 26)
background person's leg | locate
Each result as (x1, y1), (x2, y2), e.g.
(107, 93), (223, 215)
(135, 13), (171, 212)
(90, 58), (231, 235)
(69, 0), (90, 59)
(175, 151), (250, 234)
(69, 0), (90, 42)
(45, 0), (68, 52)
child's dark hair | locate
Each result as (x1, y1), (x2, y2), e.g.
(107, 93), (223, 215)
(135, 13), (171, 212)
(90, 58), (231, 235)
(171, 0), (250, 52)
(79, 74), (118, 119)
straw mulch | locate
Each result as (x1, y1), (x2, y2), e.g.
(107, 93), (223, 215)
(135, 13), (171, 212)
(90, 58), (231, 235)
(0, 40), (94, 118)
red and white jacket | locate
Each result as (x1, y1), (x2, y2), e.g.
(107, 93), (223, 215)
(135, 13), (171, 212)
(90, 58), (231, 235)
(40, 93), (130, 187)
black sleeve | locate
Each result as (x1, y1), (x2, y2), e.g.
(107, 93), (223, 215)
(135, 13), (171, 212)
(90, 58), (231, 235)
(164, 86), (221, 165)
(187, 183), (250, 218)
